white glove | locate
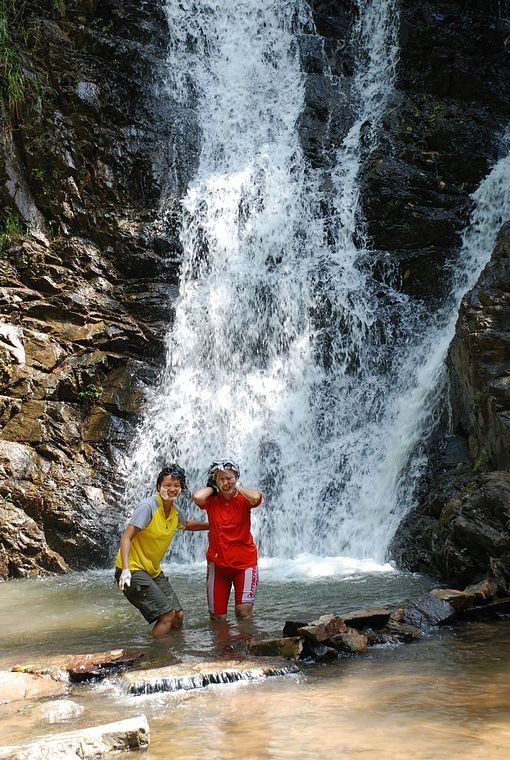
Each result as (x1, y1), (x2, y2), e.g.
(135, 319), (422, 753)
(118, 569), (131, 591)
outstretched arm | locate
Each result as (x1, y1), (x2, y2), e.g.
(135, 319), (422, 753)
(185, 518), (209, 531)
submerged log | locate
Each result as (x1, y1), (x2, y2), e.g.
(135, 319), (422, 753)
(0, 715), (150, 759)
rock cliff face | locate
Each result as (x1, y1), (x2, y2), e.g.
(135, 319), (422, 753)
(0, 0), (183, 576)
(391, 223), (510, 592)
(1, 0), (509, 579)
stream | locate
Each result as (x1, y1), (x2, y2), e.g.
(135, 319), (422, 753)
(1, 564), (509, 757)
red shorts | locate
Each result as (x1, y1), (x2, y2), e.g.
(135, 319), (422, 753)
(206, 562), (259, 615)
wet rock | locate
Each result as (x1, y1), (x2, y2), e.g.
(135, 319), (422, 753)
(66, 651), (145, 683)
(11, 649), (144, 682)
(430, 588), (472, 612)
(393, 220), (510, 588)
(248, 637), (304, 660)
(463, 578), (499, 603)
(461, 597), (510, 621)
(282, 617), (312, 637)
(120, 659), (299, 696)
(0, 500), (68, 580)
(328, 629), (368, 654)
(449, 222), (510, 470)
(402, 594), (456, 630)
(297, 614), (347, 643)
(361, 1), (510, 307)
(366, 620), (423, 645)
(301, 642), (339, 663)
(342, 606), (392, 629)
(0, 715), (150, 759)
(430, 578), (499, 612)
(397, 471), (510, 594)
(0, 0), (183, 577)
(0, 671), (68, 703)
(299, 2), (358, 167)
(36, 699), (85, 724)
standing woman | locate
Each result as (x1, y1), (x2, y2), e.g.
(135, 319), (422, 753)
(116, 464), (208, 638)
(192, 459), (263, 621)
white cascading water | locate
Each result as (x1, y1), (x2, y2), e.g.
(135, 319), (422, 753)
(123, 0), (510, 572)
(353, 139), (510, 552)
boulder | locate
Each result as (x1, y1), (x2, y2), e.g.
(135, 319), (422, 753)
(36, 699), (85, 724)
(328, 629), (368, 654)
(248, 637), (304, 660)
(366, 620), (423, 645)
(430, 578), (499, 612)
(463, 578), (499, 603)
(0, 715), (150, 759)
(0, 671), (68, 703)
(402, 594), (456, 630)
(461, 597), (510, 622)
(429, 588), (472, 612)
(282, 617), (311, 637)
(301, 642), (339, 663)
(11, 649), (144, 682)
(297, 615), (347, 643)
(342, 606), (392, 629)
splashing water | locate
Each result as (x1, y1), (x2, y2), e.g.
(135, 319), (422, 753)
(123, 0), (510, 567)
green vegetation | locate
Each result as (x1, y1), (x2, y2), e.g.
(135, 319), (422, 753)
(473, 448), (489, 474)
(0, 0), (26, 114)
(78, 384), (103, 401)
(53, 0), (66, 15)
(0, 208), (26, 253)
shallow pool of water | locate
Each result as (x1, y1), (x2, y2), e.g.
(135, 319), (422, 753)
(1, 564), (509, 758)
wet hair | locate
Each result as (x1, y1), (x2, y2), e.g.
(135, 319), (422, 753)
(157, 464), (186, 490)
(207, 458), (240, 479)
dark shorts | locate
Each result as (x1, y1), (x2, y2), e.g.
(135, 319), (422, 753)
(115, 569), (182, 624)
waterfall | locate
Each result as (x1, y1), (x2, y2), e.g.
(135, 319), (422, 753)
(123, 0), (509, 568)
(354, 138), (510, 552)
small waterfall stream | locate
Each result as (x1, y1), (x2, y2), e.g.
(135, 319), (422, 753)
(123, 0), (510, 566)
